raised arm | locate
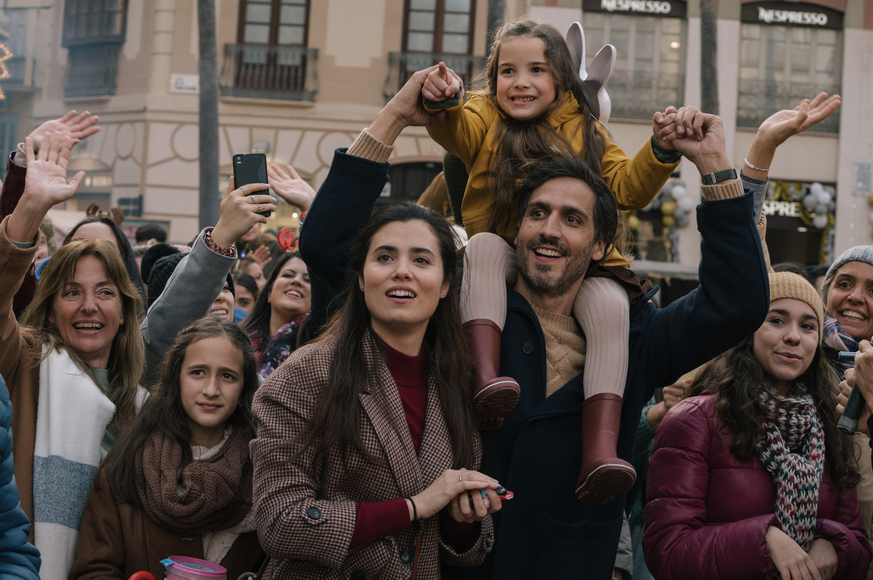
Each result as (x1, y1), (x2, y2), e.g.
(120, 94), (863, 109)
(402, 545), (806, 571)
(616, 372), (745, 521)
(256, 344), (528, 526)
(640, 113), (770, 387)
(300, 65), (449, 330)
(140, 176), (275, 385)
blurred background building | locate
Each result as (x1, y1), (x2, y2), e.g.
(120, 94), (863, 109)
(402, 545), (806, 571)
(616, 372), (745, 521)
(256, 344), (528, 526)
(2, 0), (872, 274)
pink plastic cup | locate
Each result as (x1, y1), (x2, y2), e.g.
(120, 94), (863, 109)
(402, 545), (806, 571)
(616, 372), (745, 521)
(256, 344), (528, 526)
(162, 556), (227, 580)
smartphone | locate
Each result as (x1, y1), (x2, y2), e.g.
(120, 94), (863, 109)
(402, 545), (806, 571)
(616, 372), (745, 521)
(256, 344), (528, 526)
(233, 153), (270, 217)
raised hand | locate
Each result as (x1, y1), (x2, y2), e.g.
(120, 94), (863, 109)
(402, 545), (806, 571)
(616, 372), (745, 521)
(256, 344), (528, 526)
(370, 64), (456, 146)
(23, 135), (84, 208)
(6, 135), (85, 243)
(422, 62), (463, 102)
(652, 106), (680, 150)
(28, 110), (100, 154)
(666, 113), (731, 177)
(268, 163), (315, 211)
(744, 94), (841, 180)
(756, 93), (840, 149)
(250, 244), (273, 269)
(210, 176), (276, 251)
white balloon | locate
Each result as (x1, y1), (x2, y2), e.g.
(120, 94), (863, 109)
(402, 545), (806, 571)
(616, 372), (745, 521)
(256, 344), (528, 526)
(678, 195), (695, 211)
(803, 194), (818, 209)
(677, 215), (690, 228)
(817, 190), (831, 205)
(660, 182), (674, 196)
(673, 207), (686, 219)
(810, 182), (824, 197)
(827, 201), (836, 212)
(813, 214), (828, 229)
(671, 184), (686, 198)
(815, 204), (828, 215)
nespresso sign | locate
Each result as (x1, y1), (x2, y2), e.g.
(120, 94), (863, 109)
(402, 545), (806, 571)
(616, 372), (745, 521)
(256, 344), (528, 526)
(741, 2), (843, 29)
(583, 0), (687, 17)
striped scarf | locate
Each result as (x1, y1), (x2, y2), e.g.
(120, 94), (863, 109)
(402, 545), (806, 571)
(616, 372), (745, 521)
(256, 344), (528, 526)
(755, 385), (825, 560)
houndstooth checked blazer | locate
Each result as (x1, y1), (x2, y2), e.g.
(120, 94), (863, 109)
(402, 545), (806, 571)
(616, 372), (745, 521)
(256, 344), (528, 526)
(251, 329), (494, 579)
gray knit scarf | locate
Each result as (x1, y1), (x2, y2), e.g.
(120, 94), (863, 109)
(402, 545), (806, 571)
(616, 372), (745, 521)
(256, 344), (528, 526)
(755, 385), (825, 559)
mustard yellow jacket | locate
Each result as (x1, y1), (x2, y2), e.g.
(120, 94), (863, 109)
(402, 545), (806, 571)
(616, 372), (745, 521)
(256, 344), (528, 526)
(426, 91), (679, 265)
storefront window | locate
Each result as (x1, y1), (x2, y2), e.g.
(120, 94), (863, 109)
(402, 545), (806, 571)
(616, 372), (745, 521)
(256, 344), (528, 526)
(583, 13), (686, 121)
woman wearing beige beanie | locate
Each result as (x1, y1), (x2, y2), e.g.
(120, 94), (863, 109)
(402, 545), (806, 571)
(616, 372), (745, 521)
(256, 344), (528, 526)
(645, 272), (871, 580)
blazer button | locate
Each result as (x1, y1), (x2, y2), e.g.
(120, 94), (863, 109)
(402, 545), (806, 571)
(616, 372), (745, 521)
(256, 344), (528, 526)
(399, 549), (413, 564)
(307, 506), (322, 520)
(522, 341), (534, 354)
(351, 573), (366, 580)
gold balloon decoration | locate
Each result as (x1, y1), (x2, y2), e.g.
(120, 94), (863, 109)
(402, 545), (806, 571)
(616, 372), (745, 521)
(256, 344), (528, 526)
(662, 215), (676, 227)
(660, 201), (676, 216)
(627, 215), (640, 230)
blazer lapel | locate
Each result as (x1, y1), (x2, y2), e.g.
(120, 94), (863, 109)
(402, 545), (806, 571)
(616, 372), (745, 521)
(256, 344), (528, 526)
(358, 331), (423, 497)
(417, 350), (454, 486)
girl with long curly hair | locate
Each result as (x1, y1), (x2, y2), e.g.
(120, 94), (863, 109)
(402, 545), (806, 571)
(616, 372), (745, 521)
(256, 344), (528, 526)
(644, 272), (872, 580)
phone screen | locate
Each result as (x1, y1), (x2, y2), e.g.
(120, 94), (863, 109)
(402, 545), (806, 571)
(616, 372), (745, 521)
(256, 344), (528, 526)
(233, 153), (270, 217)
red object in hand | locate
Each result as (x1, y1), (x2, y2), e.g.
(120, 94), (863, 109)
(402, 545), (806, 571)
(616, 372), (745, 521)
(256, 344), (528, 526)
(496, 485), (514, 500)
(128, 572), (156, 580)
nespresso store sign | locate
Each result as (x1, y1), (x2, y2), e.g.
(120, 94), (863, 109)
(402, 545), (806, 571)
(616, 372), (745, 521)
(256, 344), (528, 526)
(741, 2), (843, 29)
(584, 0), (687, 17)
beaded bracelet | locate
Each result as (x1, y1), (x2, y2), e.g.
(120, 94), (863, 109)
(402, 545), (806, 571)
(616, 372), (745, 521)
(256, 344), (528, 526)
(204, 230), (236, 257)
(744, 158), (770, 172)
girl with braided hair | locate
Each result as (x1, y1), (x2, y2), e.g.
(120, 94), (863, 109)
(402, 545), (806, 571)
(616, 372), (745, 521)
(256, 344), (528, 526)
(643, 272), (871, 580)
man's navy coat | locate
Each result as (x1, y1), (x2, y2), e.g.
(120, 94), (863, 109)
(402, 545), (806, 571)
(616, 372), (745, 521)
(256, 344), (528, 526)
(300, 149), (770, 579)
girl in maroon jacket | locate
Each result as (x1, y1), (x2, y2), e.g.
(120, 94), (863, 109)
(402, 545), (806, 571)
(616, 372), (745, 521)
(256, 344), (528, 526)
(644, 272), (872, 580)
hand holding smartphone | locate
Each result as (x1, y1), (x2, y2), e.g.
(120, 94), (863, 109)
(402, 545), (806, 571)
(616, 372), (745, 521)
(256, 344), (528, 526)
(233, 153), (271, 217)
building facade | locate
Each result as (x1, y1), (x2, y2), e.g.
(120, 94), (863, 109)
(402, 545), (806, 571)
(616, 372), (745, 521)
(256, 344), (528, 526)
(4, 0), (873, 269)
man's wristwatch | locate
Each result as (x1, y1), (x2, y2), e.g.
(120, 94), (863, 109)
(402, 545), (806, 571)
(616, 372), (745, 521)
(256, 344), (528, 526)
(701, 168), (738, 185)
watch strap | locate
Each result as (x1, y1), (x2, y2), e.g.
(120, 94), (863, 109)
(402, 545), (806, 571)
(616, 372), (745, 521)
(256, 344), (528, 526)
(701, 168), (738, 185)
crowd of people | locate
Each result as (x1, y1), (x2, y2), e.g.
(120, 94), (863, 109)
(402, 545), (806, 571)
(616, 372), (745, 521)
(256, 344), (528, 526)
(0, 15), (871, 580)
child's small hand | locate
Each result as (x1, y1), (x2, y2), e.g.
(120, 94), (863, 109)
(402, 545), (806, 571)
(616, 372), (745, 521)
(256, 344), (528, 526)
(422, 62), (463, 102)
(652, 106), (679, 150)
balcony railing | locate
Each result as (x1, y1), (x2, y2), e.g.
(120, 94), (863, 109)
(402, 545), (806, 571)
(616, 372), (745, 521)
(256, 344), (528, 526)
(604, 70), (685, 122)
(63, 43), (121, 98)
(5, 56), (25, 84)
(219, 44), (318, 101)
(383, 52), (486, 101)
(738, 79), (841, 133)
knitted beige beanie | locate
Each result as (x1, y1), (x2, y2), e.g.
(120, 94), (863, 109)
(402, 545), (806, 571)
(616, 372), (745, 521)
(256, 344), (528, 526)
(769, 272), (824, 339)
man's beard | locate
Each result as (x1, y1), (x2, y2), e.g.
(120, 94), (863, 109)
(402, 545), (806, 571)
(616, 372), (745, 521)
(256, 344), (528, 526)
(516, 235), (596, 299)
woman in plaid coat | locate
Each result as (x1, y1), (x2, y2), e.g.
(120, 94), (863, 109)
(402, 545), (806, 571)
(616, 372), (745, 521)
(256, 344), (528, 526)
(251, 203), (499, 579)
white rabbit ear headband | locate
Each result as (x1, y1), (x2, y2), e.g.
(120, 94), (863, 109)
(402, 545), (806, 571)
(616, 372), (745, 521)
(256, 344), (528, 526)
(565, 22), (617, 127)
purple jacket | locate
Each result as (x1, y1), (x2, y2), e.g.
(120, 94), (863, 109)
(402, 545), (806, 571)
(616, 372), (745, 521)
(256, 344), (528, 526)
(644, 395), (872, 580)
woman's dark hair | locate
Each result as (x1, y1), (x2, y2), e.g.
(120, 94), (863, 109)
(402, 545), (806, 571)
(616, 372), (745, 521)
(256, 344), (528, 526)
(232, 271), (259, 302)
(241, 253), (306, 348)
(65, 216), (146, 302)
(473, 18), (607, 235)
(101, 317), (259, 503)
(689, 337), (857, 490)
(292, 204), (477, 470)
